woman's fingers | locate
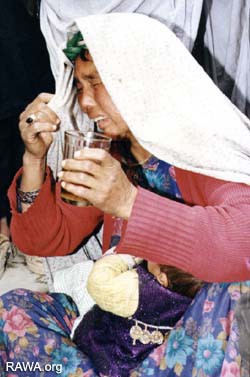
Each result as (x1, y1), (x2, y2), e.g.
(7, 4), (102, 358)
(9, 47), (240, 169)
(59, 147), (137, 219)
(19, 92), (60, 142)
(20, 93), (60, 125)
(35, 102), (60, 125)
(20, 106), (59, 126)
(61, 181), (91, 202)
(59, 171), (96, 188)
(73, 148), (111, 165)
(60, 179), (108, 207)
(60, 158), (101, 176)
(33, 92), (54, 104)
(33, 122), (58, 133)
(20, 121), (58, 141)
(18, 93), (61, 160)
(26, 92), (54, 109)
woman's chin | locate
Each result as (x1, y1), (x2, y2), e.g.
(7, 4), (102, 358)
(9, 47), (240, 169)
(98, 120), (129, 140)
(102, 128), (123, 140)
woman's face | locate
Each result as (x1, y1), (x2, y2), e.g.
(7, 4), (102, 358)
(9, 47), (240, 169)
(74, 55), (130, 140)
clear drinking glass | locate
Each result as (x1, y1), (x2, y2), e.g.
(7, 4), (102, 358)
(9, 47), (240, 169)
(61, 130), (111, 206)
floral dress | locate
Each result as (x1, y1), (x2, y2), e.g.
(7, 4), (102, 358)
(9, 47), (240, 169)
(0, 156), (249, 377)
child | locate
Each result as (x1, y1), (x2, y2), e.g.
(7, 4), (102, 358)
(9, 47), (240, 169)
(54, 252), (203, 377)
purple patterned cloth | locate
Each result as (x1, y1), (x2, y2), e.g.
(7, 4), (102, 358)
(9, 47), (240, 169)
(73, 265), (191, 377)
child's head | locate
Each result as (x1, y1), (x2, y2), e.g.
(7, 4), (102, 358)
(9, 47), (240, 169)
(147, 262), (203, 298)
(147, 262), (168, 288)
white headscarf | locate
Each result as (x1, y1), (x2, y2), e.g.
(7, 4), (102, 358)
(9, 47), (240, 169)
(72, 13), (250, 185)
(40, 0), (203, 79)
(44, 0), (203, 174)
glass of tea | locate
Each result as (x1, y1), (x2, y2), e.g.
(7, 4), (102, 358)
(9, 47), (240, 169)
(61, 130), (111, 206)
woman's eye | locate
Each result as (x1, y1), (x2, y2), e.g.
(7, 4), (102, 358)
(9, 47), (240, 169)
(76, 86), (83, 93)
(73, 79), (83, 93)
(93, 81), (102, 87)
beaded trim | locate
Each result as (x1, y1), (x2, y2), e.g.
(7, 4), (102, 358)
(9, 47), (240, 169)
(129, 318), (172, 346)
(17, 188), (40, 204)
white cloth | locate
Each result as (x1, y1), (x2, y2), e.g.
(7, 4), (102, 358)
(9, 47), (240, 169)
(42, 0), (203, 174)
(46, 49), (87, 176)
(40, 0), (203, 177)
(53, 260), (95, 338)
(40, 0), (203, 79)
(43, 231), (102, 291)
(202, 0), (250, 117)
(73, 13), (250, 185)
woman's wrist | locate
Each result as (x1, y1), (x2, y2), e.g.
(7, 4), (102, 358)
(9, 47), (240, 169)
(121, 184), (138, 220)
(23, 151), (46, 167)
(21, 151), (46, 191)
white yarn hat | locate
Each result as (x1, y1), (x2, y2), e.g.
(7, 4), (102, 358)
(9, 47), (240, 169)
(74, 13), (250, 185)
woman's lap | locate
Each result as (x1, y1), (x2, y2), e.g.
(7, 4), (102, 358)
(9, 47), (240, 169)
(135, 282), (250, 377)
(0, 283), (249, 377)
(0, 289), (97, 377)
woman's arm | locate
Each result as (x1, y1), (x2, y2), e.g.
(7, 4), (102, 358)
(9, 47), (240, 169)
(9, 166), (103, 257)
(9, 93), (103, 256)
(18, 92), (60, 212)
(116, 171), (250, 282)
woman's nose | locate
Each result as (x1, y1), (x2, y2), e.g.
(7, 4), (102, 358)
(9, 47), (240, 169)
(78, 88), (97, 114)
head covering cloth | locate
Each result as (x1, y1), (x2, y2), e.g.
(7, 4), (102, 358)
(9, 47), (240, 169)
(50, 13), (250, 185)
(73, 13), (250, 185)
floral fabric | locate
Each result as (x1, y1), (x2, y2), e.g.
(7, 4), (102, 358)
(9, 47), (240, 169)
(0, 283), (249, 376)
(0, 289), (95, 377)
(123, 154), (182, 200)
(134, 282), (250, 377)
(110, 155), (182, 248)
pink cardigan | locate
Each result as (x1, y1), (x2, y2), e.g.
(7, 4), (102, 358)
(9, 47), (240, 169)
(8, 167), (250, 283)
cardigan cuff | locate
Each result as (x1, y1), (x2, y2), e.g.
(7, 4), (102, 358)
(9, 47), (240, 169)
(8, 166), (53, 216)
(116, 187), (196, 272)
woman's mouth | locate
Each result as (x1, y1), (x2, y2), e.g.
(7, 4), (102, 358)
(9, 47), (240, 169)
(93, 116), (110, 129)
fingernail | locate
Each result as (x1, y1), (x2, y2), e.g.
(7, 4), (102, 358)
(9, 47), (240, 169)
(57, 171), (63, 178)
(74, 151), (81, 158)
(61, 181), (66, 188)
(61, 160), (66, 167)
(56, 119), (60, 125)
(52, 125), (57, 130)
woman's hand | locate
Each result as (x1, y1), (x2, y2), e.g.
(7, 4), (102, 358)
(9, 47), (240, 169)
(58, 148), (138, 219)
(19, 93), (60, 161)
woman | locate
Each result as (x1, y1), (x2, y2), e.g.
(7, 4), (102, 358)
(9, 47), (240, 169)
(1, 13), (250, 377)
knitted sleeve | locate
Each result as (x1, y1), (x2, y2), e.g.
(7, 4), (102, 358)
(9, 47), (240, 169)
(8, 167), (103, 256)
(116, 172), (250, 282)
(87, 254), (139, 317)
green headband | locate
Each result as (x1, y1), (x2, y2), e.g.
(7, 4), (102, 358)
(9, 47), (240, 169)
(63, 31), (88, 62)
